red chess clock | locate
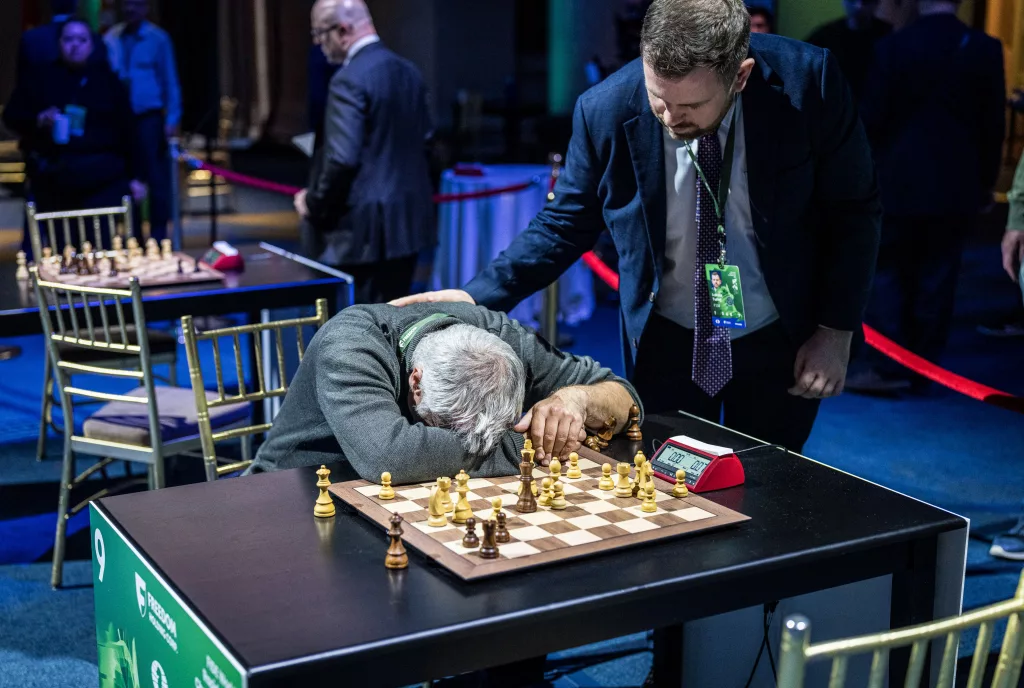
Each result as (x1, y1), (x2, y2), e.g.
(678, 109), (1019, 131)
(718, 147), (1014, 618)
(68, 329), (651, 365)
(200, 241), (244, 271)
(649, 437), (745, 493)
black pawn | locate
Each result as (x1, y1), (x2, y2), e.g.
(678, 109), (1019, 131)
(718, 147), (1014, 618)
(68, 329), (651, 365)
(478, 520), (499, 559)
(177, 259), (184, 274)
(462, 517), (479, 548)
(193, 259), (201, 273)
(495, 512), (511, 543)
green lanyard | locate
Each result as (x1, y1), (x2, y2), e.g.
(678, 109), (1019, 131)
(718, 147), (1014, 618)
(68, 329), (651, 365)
(683, 102), (739, 267)
(398, 313), (450, 359)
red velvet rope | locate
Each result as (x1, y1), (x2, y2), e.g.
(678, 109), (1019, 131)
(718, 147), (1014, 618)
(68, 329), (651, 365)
(187, 157), (537, 204)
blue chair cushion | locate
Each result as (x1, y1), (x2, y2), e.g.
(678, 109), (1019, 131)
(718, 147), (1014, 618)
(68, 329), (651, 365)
(82, 386), (251, 447)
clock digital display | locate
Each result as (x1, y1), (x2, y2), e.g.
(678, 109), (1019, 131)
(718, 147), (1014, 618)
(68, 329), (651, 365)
(654, 445), (712, 486)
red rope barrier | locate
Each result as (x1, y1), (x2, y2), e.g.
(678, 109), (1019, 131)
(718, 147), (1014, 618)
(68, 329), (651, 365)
(187, 157), (537, 204)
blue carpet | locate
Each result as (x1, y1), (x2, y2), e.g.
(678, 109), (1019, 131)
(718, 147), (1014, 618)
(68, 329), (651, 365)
(0, 236), (1021, 685)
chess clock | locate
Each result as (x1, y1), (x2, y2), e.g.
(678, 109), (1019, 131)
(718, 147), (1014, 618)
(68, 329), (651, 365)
(200, 241), (244, 271)
(649, 437), (745, 493)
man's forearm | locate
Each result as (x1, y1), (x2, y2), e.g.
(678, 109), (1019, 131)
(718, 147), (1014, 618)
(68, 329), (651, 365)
(555, 381), (637, 434)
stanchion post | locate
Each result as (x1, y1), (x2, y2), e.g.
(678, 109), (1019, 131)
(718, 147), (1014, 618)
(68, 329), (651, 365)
(169, 137), (183, 251)
(542, 281), (559, 345)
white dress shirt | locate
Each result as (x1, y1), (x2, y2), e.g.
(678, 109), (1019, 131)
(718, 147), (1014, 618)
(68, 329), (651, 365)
(655, 94), (779, 338)
(343, 34), (381, 68)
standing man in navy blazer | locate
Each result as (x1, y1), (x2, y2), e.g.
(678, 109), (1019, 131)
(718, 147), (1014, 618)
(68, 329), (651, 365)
(398, 0), (881, 452)
(296, 0), (436, 305)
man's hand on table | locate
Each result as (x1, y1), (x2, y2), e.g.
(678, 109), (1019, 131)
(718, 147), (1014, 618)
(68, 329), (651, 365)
(514, 389), (587, 465)
(389, 289), (476, 307)
(788, 327), (852, 399)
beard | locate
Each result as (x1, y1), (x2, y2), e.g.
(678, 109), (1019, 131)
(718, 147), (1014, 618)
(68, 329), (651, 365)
(659, 93), (736, 142)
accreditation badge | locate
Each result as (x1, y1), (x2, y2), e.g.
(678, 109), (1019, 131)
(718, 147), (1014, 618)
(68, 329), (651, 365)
(64, 105), (87, 137)
(704, 264), (746, 329)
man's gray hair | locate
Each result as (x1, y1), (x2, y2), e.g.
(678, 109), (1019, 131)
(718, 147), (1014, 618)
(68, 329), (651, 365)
(640, 0), (751, 83)
(412, 325), (526, 457)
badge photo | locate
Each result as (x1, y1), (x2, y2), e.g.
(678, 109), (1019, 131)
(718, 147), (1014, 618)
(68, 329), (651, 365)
(705, 264), (746, 329)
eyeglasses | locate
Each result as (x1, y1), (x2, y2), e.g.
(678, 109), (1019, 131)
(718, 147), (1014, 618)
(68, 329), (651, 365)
(310, 24), (340, 43)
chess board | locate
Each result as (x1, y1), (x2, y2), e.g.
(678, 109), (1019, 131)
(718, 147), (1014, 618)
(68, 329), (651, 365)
(34, 253), (225, 289)
(330, 446), (749, 580)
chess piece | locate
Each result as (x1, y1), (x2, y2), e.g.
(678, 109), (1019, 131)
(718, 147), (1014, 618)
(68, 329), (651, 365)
(81, 240), (93, 255)
(567, 452), (582, 479)
(614, 462), (633, 497)
(41, 247), (52, 261)
(549, 457), (562, 483)
(599, 463), (615, 490)
(462, 518), (480, 548)
(550, 481), (567, 509)
(584, 435), (602, 451)
(379, 472), (395, 500)
(596, 417), (616, 449)
(439, 476), (453, 513)
(193, 259), (201, 273)
(521, 437), (536, 464)
(427, 479), (448, 527)
(384, 513), (408, 569)
(515, 460), (537, 513)
(641, 483), (658, 513)
(313, 465), (335, 518)
(479, 520), (500, 559)
(538, 477), (553, 507)
(517, 459), (538, 496)
(452, 475), (473, 524)
(490, 497), (503, 522)
(626, 404), (643, 441)
(177, 259), (184, 275)
(108, 261), (118, 278)
(672, 470), (689, 498)
(160, 238), (172, 259)
(15, 251), (28, 280)
(112, 235), (123, 253)
(84, 250), (96, 274)
(495, 512), (511, 543)
(126, 236), (139, 253)
(632, 452), (649, 498)
(145, 237), (159, 259)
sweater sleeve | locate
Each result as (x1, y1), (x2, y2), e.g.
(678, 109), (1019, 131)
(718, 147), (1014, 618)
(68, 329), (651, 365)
(314, 321), (522, 485)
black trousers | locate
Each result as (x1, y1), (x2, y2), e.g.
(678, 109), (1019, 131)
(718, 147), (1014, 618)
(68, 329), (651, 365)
(632, 314), (820, 453)
(338, 254), (418, 305)
(135, 110), (170, 241)
(863, 214), (969, 377)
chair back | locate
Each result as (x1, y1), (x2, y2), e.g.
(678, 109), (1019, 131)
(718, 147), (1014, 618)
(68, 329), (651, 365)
(30, 268), (163, 457)
(181, 299), (329, 479)
(777, 569), (1024, 688)
(26, 196), (134, 262)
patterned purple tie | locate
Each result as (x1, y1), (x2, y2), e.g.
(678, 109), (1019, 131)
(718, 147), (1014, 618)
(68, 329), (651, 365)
(692, 132), (733, 397)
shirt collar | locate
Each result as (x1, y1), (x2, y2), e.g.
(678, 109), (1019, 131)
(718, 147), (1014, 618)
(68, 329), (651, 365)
(343, 34), (380, 67)
(717, 93), (742, 145)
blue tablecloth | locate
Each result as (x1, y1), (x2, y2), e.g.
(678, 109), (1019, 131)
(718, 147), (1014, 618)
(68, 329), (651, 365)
(433, 164), (594, 327)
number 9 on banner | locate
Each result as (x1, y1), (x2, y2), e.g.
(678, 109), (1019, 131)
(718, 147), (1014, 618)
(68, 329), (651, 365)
(94, 528), (106, 583)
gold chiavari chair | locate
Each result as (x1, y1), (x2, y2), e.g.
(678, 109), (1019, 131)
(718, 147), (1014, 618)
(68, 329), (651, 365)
(32, 269), (251, 588)
(777, 569), (1024, 688)
(26, 198), (178, 462)
(181, 299), (329, 481)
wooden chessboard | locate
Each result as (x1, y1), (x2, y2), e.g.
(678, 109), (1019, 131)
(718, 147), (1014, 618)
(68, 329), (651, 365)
(34, 252), (225, 289)
(330, 446), (749, 580)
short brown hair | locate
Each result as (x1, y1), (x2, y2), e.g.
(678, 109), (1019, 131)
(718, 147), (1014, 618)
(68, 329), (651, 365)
(640, 0), (751, 83)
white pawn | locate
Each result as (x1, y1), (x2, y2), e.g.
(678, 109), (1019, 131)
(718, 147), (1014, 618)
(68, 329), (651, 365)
(145, 237), (159, 259)
(567, 452), (582, 479)
(641, 483), (658, 513)
(672, 470), (689, 498)
(379, 471), (395, 500)
(15, 251), (28, 280)
(550, 481), (567, 509)
(598, 463), (615, 491)
(160, 238), (173, 260)
(549, 457), (562, 483)
(490, 497), (504, 522)
(538, 477), (553, 507)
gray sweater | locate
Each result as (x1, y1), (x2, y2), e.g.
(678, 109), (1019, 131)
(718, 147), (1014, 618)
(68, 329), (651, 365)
(251, 303), (640, 484)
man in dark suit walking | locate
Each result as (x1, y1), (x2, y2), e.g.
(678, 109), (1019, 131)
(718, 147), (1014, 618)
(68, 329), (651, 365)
(397, 0), (881, 453)
(295, 0), (436, 305)
(846, 0), (1006, 393)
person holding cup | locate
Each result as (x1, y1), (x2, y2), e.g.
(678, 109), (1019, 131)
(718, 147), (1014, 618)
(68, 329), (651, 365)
(3, 18), (146, 254)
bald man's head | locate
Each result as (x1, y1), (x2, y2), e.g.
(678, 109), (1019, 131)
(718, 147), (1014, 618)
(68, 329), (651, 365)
(311, 0), (376, 65)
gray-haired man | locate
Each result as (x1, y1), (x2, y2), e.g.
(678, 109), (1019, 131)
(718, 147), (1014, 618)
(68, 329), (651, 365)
(250, 303), (640, 484)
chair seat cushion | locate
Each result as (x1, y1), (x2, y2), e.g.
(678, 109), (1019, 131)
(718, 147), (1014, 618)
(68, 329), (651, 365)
(83, 386), (251, 447)
(58, 326), (177, 364)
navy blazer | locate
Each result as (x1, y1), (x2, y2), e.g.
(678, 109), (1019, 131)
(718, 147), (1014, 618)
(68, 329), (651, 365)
(304, 42), (436, 266)
(465, 34), (881, 363)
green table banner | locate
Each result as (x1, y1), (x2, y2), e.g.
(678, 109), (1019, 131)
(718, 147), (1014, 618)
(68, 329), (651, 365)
(91, 503), (247, 688)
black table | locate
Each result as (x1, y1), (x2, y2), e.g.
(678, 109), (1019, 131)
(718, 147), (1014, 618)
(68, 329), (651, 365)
(0, 242), (349, 336)
(89, 413), (967, 688)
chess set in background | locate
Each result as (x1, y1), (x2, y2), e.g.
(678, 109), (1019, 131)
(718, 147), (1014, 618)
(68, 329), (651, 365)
(327, 438), (749, 581)
(18, 236), (226, 288)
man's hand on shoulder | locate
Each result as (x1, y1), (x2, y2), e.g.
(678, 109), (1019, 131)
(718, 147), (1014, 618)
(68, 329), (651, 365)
(789, 327), (852, 399)
(514, 389), (587, 465)
(389, 289), (475, 307)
